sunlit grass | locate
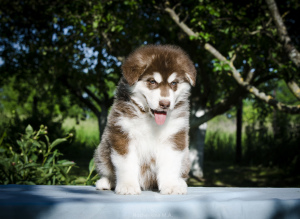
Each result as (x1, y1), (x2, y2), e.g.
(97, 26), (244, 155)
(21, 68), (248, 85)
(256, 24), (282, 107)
(204, 130), (236, 162)
(61, 115), (300, 187)
(62, 118), (99, 148)
(61, 118), (99, 179)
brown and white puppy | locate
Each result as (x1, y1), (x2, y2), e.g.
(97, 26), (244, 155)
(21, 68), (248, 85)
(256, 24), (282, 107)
(94, 45), (196, 195)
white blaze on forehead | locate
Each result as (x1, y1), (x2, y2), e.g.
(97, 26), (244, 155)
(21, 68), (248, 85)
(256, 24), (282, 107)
(153, 72), (162, 83)
(167, 72), (177, 83)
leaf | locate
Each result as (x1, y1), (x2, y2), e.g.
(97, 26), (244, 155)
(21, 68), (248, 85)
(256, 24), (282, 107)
(58, 161), (75, 166)
(52, 175), (56, 185)
(30, 154), (38, 162)
(89, 158), (95, 173)
(50, 138), (67, 149)
(189, 35), (198, 41)
(45, 154), (55, 165)
(38, 172), (53, 183)
(75, 177), (87, 184)
(13, 154), (20, 163)
(20, 163), (39, 170)
(56, 166), (68, 179)
(32, 140), (41, 148)
(0, 131), (7, 146)
(44, 135), (50, 146)
(17, 140), (24, 148)
(18, 181), (36, 185)
(190, 18), (196, 23)
(223, 64), (232, 71)
(25, 125), (34, 136)
(92, 20), (98, 29)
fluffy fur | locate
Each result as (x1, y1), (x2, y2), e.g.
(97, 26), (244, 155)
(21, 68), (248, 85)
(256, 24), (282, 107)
(94, 45), (196, 195)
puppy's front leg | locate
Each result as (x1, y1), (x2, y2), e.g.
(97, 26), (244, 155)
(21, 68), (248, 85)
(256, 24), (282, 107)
(111, 148), (141, 195)
(157, 147), (188, 195)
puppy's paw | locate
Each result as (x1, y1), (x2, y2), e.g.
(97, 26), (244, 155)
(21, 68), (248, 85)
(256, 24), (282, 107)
(95, 177), (112, 190)
(115, 183), (141, 195)
(160, 180), (187, 195)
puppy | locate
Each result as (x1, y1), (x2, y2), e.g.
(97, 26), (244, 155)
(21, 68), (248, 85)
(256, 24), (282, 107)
(94, 45), (196, 195)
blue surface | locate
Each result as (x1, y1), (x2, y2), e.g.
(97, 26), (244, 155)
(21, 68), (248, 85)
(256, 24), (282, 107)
(0, 185), (300, 219)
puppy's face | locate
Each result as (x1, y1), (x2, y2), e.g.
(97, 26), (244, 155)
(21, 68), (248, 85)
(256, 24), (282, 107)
(132, 70), (192, 125)
(122, 45), (196, 125)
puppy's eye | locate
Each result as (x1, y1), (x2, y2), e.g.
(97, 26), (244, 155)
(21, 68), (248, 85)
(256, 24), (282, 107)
(170, 81), (177, 86)
(149, 79), (157, 84)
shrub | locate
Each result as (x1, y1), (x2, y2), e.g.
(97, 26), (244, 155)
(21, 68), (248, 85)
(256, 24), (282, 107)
(0, 125), (76, 185)
(204, 130), (235, 162)
(74, 158), (100, 186)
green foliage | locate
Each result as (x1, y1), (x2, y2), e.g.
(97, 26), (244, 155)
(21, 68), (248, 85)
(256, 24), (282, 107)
(1, 0), (300, 134)
(74, 158), (99, 185)
(206, 111), (300, 173)
(212, 59), (232, 72)
(62, 118), (99, 146)
(188, 162), (300, 187)
(244, 111), (300, 172)
(276, 80), (300, 104)
(66, 157), (99, 186)
(0, 125), (76, 185)
(0, 0), (300, 186)
(204, 130), (236, 162)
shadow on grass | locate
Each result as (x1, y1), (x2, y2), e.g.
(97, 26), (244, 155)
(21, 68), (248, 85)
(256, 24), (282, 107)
(188, 161), (300, 187)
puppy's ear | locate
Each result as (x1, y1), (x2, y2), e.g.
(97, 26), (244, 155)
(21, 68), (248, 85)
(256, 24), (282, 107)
(185, 64), (197, 87)
(178, 56), (197, 87)
(121, 64), (146, 86)
(121, 52), (148, 86)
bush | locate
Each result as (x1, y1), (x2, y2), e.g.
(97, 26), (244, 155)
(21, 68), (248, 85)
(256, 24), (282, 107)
(0, 125), (76, 185)
(204, 130), (235, 162)
(74, 158), (100, 186)
(244, 122), (300, 173)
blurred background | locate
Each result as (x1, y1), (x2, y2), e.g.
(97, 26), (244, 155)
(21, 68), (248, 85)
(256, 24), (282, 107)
(0, 0), (299, 187)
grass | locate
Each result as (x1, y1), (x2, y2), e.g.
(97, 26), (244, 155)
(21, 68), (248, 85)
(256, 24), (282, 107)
(188, 162), (300, 187)
(61, 118), (99, 179)
(204, 130), (236, 162)
(62, 118), (99, 147)
(60, 116), (300, 188)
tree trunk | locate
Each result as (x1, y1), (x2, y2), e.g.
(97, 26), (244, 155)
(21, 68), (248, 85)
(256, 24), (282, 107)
(32, 96), (38, 116)
(189, 109), (206, 179)
(236, 98), (243, 164)
(272, 89), (279, 137)
(98, 104), (109, 141)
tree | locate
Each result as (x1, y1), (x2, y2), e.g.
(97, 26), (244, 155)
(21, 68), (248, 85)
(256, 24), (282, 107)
(1, 0), (300, 178)
(162, 0), (300, 123)
(1, 0), (127, 137)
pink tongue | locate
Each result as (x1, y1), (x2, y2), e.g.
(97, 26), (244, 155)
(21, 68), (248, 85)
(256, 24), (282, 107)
(154, 112), (167, 125)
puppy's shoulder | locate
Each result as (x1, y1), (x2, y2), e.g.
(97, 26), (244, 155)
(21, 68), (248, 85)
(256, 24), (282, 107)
(111, 100), (138, 119)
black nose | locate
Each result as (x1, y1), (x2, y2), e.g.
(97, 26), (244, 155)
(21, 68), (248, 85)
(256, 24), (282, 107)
(159, 100), (170, 109)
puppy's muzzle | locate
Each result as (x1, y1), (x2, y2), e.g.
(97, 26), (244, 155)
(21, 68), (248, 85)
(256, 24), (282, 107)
(159, 100), (170, 110)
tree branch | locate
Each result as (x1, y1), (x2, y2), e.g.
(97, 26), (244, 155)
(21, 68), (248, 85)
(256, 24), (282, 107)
(191, 87), (247, 129)
(286, 80), (300, 101)
(83, 87), (102, 107)
(165, 5), (300, 114)
(205, 42), (300, 113)
(164, 7), (197, 38)
(265, 0), (300, 101)
(101, 32), (125, 62)
(61, 78), (101, 116)
(265, 0), (300, 67)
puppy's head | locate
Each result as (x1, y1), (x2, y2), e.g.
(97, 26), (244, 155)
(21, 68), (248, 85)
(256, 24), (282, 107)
(122, 45), (196, 125)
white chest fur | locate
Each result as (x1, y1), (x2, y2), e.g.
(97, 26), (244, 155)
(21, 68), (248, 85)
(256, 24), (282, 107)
(110, 109), (188, 194)
(116, 110), (187, 160)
